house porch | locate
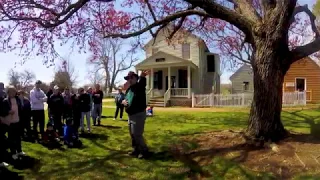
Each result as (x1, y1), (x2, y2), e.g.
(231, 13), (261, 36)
(137, 65), (197, 100)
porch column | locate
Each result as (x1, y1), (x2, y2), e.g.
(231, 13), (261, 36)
(188, 65), (191, 98)
(168, 66), (171, 93)
(150, 68), (154, 97)
(146, 74), (150, 89)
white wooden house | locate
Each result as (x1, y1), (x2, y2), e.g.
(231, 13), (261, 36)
(135, 30), (221, 107)
(229, 64), (254, 94)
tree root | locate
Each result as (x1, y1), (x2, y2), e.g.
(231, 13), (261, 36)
(295, 152), (306, 168)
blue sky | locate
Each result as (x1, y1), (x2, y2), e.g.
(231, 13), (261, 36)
(0, 0), (316, 87)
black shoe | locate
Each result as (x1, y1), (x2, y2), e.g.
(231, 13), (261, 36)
(97, 121), (101, 126)
(128, 150), (140, 157)
(138, 152), (151, 159)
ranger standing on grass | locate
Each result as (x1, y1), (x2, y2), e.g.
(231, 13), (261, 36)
(122, 70), (150, 159)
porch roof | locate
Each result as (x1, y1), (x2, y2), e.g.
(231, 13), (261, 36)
(135, 51), (197, 69)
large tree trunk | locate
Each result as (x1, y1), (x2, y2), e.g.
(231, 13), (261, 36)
(246, 43), (291, 142)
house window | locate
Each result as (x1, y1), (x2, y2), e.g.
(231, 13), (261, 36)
(152, 47), (159, 55)
(182, 43), (190, 59)
(243, 82), (249, 91)
(155, 58), (165, 62)
(207, 55), (215, 72)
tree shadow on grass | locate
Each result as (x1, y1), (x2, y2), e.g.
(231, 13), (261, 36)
(98, 125), (122, 129)
(27, 147), (255, 180)
(9, 155), (41, 171)
(29, 151), (130, 179)
(23, 132), (276, 180)
(283, 110), (320, 143)
(80, 132), (109, 140)
(101, 115), (113, 119)
(147, 143), (275, 179)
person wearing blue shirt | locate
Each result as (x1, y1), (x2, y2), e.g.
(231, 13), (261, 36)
(63, 119), (82, 148)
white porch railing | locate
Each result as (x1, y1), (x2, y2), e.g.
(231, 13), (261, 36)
(283, 91), (306, 106)
(163, 88), (171, 107)
(192, 91), (306, 107)
(146, 88), (153, 104)
(171, 88), (188, 97)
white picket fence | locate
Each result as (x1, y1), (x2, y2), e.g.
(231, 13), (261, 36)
(192, 91), (306, 107)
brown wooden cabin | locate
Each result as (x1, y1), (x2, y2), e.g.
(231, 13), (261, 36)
(283, 57), (320, 103)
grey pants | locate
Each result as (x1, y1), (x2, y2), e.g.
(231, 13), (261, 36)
(92, 103), (102, 124)
(80, 111), (91, 131)
(128, 111), (148, 152)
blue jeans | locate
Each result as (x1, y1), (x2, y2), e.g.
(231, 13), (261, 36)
(80, 111), (91, 132)
(92, 103), (102, 124)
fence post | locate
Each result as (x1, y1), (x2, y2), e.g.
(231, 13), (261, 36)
(210, 93), (213, 107)
(242, 93), (245, 106)
(191, 93), (195, 108)
(304, 91), (307, 105)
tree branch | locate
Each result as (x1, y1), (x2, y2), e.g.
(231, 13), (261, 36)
(183, 0), (255, 42)
(103, 9), (210, 38)
(290, 5), (320, 62)
(0, 0), (89, 28)
(232, 0), (262, 22)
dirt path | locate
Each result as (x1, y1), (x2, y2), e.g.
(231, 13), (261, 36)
(173, 130), (320, 179)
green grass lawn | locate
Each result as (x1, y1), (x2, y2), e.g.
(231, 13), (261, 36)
(103, 101), (116, 106)
(13, 108), (320, 179)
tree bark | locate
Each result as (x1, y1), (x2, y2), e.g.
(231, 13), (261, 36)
(246, 42), (291, 142)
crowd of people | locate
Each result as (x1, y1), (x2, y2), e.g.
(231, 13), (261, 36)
(0, 70), (151, 168)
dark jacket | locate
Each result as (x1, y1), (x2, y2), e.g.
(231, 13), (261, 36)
(79, 93), (91, 112)
(1, 96), (23, 119)
(20, 97), (31, 119)
(125, 77), (147, 115)
(0, 91), (6, 117)
(71, 94), (81, 113)
(92, 90), (104, 104)
(48, 93), (64, 115)
(62, 93), (72, 107)
(46, 89), (53, 104)
(115, 93), (125, 106)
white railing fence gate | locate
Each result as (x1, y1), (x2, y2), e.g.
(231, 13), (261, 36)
(192, 91), (306, 108)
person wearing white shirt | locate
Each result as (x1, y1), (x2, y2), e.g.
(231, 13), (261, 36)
(29, 80), (47, 141)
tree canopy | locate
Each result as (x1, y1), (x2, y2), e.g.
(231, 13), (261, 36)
(0, 0), (317, 66)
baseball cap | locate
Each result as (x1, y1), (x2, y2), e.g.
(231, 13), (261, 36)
(124, 71), (139, 80)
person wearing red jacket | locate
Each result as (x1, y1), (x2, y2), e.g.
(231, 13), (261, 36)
(42, 123), (61, 149)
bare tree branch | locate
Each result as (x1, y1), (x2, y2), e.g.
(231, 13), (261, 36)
(291, 5), (320, 62)
(53, 58), (78, 88)
(7, 68), (36, 89)
(88, 37), (137, 93)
